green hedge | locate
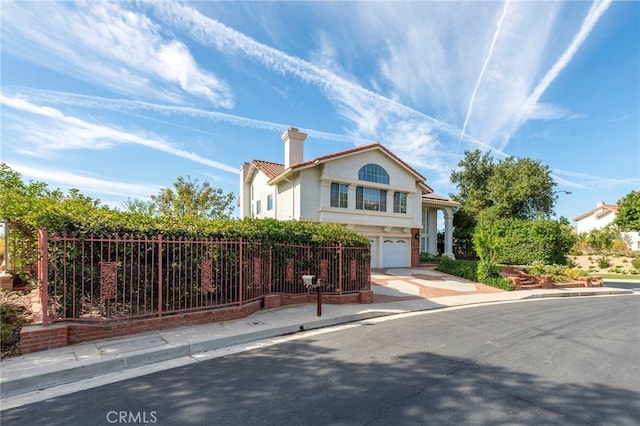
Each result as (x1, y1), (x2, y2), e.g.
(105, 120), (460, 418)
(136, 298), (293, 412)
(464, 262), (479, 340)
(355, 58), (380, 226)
(33, 206), (369, 246)
(475, 218), (576, 265)
(436, 257), (514, 291)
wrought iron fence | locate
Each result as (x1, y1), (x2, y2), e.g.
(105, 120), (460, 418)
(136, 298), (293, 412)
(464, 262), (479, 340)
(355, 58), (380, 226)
(37, 231), (370, 325)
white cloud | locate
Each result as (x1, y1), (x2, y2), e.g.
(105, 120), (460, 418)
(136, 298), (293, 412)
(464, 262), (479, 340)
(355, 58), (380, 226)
(0, 94), (237, 174)
(146, 0), (610, 188)
(148, 2), (488, 148)
(501, 0), (613, 148)
(528, 103), (583, 121)
(6, 87), (373, 145)
(1, 1), (233, 107)
(553, 168), (639, 189)
(457, 0), (512, 151)
(8, 162), (161, 199)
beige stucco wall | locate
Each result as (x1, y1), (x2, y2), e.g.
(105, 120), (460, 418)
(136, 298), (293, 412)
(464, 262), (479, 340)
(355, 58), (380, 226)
(247, 171), (275, 219)
(312, 150), (422, 230)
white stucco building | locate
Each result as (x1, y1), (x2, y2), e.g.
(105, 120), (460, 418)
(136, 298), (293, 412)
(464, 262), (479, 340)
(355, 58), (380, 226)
(239, 128), (460, 268)
(573, 201), (640, 251)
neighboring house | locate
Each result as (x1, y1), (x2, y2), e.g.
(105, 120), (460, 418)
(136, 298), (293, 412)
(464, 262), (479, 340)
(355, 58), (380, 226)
(573, 201), (640, 251)
(239, 128), (460, 268)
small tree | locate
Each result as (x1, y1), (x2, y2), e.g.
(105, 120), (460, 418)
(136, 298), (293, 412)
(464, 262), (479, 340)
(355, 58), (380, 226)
(151, 176), (235, 220)
(615, 190), (640, 232)
(472, 226), (504, 280)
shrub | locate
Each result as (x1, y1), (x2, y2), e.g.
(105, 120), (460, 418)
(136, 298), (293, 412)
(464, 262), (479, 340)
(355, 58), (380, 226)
(631, 257), (640, 271)
(437, 257), (478, 281)
(564, 268), (588, 281)
(0, 302), (27, 357)
(524, 262), (587, 282)
(609, 266), (625, 274)
(611, 239), (631, 255)
(472, 227), (504, 280)
(482, 275), (515, 291)
(420, 252), (441, 262)
(597, 257), (611, 269)
(475, 218), (576, 265)
(436, 258), (514, 291)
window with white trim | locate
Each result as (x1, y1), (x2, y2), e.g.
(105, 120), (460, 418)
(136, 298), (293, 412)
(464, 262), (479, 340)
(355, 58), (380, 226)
(356, 187), (387, 211)
(330, 183), (348, 208)
(393, 192), (407, 213)
(358, 164), (390, 184)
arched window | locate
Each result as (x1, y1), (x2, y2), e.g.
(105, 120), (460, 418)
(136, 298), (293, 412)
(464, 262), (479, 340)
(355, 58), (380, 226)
(358, 164), (389, 184)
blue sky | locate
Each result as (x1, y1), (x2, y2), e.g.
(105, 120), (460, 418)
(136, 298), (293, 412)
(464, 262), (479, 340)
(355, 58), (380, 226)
(1, 0), (638, 224)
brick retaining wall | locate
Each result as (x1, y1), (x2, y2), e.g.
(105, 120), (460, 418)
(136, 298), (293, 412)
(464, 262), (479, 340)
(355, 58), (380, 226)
(19, 291), (373, 353)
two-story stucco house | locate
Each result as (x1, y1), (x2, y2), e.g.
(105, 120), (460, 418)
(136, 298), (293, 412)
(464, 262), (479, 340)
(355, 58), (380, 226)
(573, 201), (640, 251)
(239, 128), (460, 268)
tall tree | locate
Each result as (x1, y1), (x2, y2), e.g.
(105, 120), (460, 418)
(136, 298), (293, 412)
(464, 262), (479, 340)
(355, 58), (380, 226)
(614, 190), (640, 232)
(450, 150), (556, 225)
(151, 176), (235, 219)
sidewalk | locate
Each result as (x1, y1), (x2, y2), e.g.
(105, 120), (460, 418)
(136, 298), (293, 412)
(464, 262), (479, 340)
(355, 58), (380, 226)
(1, 267), (635, 405)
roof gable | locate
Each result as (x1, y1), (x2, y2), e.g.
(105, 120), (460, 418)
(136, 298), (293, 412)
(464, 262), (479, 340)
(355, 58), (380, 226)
(573, 203), (618, 222)
(248, 142), (434, 192)
(290, 143), (426, 181)
(247, 160), (284, 181)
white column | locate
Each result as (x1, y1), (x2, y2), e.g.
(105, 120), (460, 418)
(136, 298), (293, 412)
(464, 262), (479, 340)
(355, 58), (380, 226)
(443, 208), (455, 259)
(428, 209), (438, 255)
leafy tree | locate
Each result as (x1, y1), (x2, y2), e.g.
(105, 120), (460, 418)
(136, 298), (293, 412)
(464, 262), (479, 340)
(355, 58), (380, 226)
(449, 150), (494, 218)
(0, 163), (103, 227)
(451, 150), (556, 225)
(151, 176), (235, 220)
(450, 150), (556, 258)
(614, 190), (640, 232)
(1, 163), (57, 223)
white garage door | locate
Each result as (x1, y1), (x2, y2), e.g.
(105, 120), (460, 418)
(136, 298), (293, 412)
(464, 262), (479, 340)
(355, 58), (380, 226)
(383, 239), (409, 268)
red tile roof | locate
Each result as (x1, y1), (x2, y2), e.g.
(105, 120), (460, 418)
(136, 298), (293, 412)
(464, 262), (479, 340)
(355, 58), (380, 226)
(250, 142), (436, 193)
(250, 160), (284, 179)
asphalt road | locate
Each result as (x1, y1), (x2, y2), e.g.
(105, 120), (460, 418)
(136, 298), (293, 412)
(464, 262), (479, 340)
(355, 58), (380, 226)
(604, 279), (640, 291)
(2, 295), (639, 426)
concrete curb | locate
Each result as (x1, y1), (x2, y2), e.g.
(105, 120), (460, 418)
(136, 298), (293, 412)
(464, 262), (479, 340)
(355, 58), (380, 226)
(524, 289), (634, 299)
(1, 290), (636, 399)
(0, 311), (403, 398)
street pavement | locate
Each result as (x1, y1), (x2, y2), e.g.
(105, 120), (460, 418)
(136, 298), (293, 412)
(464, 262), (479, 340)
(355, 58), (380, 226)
(0, 266), (636, 408)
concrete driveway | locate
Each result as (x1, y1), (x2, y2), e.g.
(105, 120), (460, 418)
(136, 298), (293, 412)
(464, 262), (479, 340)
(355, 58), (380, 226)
(371, 265), (503, 303)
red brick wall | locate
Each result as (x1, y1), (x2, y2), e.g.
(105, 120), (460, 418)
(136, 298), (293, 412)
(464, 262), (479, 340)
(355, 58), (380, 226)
(19, 291), (373, 354)
(411, 228), (421, 267)
(19, 324), (68, 353)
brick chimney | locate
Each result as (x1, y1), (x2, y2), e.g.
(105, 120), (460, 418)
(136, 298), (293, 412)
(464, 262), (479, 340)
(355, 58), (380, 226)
(281, 127), (307, 169)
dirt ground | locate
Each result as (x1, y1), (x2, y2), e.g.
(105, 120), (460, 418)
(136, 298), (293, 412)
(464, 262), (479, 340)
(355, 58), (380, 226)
(570, 254), (639, 275)
(0, 287), (34, 358)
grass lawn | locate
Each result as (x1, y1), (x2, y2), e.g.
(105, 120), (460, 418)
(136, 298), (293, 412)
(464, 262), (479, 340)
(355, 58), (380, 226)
(596, 273), (640, 280)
